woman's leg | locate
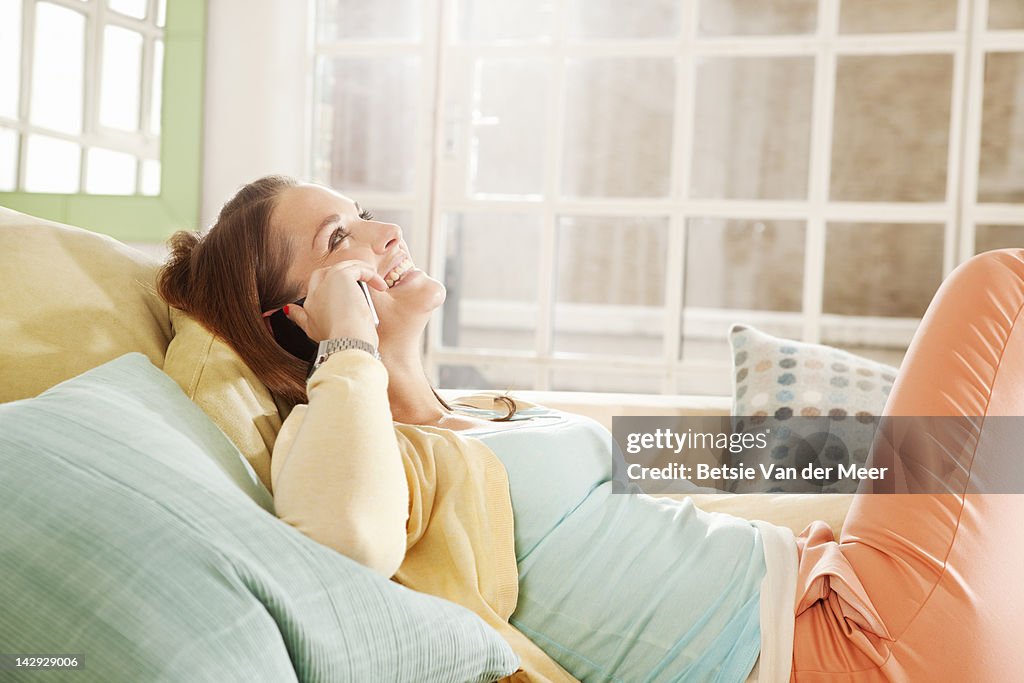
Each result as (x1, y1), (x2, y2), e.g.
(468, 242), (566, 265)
(791, 249), (1024, 681)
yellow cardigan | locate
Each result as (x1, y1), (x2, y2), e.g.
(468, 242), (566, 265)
(269, 350), (577, 683)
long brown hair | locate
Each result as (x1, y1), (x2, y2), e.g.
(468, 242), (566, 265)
(157, 174), (520, 420)
(157, 175), (311, 404)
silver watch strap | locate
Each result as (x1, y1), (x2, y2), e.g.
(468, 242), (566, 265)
(308, 337), (381, 379)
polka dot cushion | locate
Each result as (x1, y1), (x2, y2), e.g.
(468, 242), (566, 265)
(729, 324), (899, 493)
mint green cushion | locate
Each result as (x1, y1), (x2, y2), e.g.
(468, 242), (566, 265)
(0, 353), (518, 682)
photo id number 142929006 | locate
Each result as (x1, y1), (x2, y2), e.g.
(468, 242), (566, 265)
(0, 654), (84, 670)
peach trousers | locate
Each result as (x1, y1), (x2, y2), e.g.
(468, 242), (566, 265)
(790, 249), (1024, 682)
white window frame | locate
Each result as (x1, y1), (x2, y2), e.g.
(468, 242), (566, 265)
(2, 0), (165, 195)
(309, 0), (1024, 395)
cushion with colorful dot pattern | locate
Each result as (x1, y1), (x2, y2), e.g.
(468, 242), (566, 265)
(728, 324), (899, 493)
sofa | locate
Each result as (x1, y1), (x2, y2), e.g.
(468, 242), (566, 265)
(0, 206), (851, 681)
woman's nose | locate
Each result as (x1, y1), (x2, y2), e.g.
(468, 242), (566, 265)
(353, 220), (402, 254)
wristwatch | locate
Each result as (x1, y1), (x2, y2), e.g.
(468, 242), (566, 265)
(307, 337), (381, 379)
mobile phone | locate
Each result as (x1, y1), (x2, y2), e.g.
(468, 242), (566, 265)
(268, 280), (379, 362)
(357, 280), (380, 327)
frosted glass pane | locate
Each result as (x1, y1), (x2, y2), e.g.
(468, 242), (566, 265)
(824, 223), (943, 317)
(691, 57), (813, 200)
(0, 0), (21, 119)
(438, 362), (534, 391)
(440, 212), (541, 351)
(30, 3), (85, 134)
(108, 0), (146, 20)
(150, 40), (163, 134)
(562, 58), (675, 198)
(314, 57), (419, 193)
(156, 0), (165, 27)
(141, 159), (160, 195)
(553, 215), (668, 356)
(976, 225), (1024, 254)
(569, 0), (679, 40)
(24, 134), (81, 193)
(831, 55), (952, 201)
(458, 0), (555, 42)
(684, 218), (805, 311)
(85, 148), (137, 194)
(550, 369), (662, 393)
(699, 0), (817, 36)
(979, 53), (1024, 203)
(840, 0), (957, 33)
(100, 26), (144, 131)
(989, 0), (1024, 29)
(0, 127), (17, 191)
(468, 59), (548, 198)
(317, 0), (419, 41)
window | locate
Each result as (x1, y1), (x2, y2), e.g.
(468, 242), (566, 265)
(311, 0), (1024, 395)
(0, 0), (204, 241)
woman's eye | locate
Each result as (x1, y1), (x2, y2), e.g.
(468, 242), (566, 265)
(359, 208), (374, 221)
(328, 227), (349, 251)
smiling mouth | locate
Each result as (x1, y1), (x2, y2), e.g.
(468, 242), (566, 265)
(384, 257), (414, 288)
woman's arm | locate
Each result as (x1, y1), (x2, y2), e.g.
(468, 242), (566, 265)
(270, 349), (409, 577)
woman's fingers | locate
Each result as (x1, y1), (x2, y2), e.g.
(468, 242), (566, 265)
(283, 301), (309, 334)
(308, 260), (387, 292)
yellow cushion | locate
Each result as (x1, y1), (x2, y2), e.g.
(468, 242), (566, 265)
(0, 207), (171, 402)
(161, 308), (291, 490)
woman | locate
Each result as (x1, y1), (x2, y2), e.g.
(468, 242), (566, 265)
(158, 175), (1024, 682)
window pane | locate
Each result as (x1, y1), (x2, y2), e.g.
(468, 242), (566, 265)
(0, 127), (17, 191)
(440, 213), (541, 351)
(562, 58), (675, 198)
(976, 225), (1024, 254)
(316, 0), (420, 41)
(24, 134), (80, 193)
(831, 55), (953, 202)
(314, 57), (419, 194)
(691, 57), (813, 200)
(141, 158), (160, 195)
(553, 215), (668, 356)
(685, 218), (805, 311)
(85, 147), (137, 194)
(989, 0), (1024, 29)
(682, 218), (805, 365)
(699, 0), (817, 36)
(458, 0), (555, 42)
(0, 0), (21, 119)
(150, 39), (164, 134)
(550, 369), (663, 393)
(108, 0), (146, 20)
(979, 53), (1024, 203)
(468, 59), (548, 198)
(30, 2), (85, 134)
(839, 0), (958, 33)
(569, 0), (680, 40)
(99, 26), (144, 131)
(824, 223), (943, 317)
(438, 362), (534, 391)
(156, 0), (165, 27)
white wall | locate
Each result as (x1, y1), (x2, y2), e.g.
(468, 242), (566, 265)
(200, 0), (310, 228)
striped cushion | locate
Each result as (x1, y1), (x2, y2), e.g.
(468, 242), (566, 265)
(0, 353), (518, 682)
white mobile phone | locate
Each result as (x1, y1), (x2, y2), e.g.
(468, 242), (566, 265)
(357, 280), (380, 327)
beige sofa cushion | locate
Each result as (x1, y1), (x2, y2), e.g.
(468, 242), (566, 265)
(162, 308), (290, 491)
(0, 207), (171, 402)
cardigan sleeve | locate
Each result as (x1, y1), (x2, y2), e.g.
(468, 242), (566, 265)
(269, 349), (409, 577)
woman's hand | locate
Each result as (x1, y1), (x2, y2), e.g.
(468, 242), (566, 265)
(284, 260), (388, 346)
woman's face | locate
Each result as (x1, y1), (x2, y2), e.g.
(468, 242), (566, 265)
(269, 183), (445, 336)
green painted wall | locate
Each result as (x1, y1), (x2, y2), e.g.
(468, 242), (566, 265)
(0, 0), (206, 242)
